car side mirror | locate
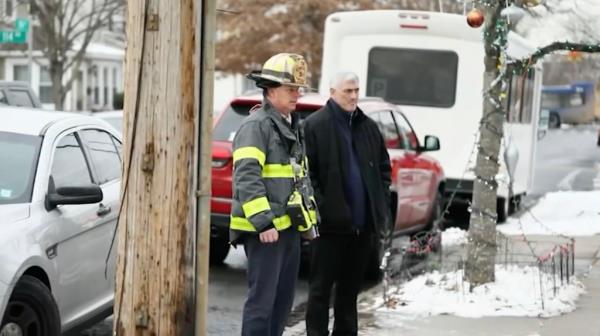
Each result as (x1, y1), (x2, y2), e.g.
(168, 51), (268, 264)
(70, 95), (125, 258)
(419, 135), (440, 152)
(45, 177), (103, 211)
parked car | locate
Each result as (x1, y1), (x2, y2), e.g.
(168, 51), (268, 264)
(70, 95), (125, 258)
(0, 108), (121, 335)
(210, 93), (445, 265)
(0, 81), (42, 109)
(94, 110), (123, 134)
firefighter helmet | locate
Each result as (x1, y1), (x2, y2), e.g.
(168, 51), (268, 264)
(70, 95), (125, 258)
(247, 53), (309, 89)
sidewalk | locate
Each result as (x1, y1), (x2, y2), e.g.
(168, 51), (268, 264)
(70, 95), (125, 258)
(286, 235), (600, 336)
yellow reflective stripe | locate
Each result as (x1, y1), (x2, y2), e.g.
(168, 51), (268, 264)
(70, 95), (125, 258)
(230, 215), (292, 232)
(242, 196), (271, 218)
(262, 164), (294, 178)
(230, 217), (255, 231)
(233, 147), (265, 166)
(272, 215), (292, 230)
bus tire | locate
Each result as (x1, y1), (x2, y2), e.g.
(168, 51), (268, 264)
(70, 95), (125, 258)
(548, 112), (561, 129)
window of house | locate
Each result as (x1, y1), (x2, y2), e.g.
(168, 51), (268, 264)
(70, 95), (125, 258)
(39, 66), (53, 104)
(112, 67), (118, 95)
(13, 64), (28, 82)
(103, 67), (109, 106)
(2, 0), (14, 19)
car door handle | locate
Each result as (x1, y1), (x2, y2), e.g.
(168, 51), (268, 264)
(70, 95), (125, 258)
(97, 204), (112, 217)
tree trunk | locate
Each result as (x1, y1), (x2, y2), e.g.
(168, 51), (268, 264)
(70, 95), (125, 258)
(114, 0), (201, 334)
(50, 61), (65, 111)
(465, 3), (503, 288)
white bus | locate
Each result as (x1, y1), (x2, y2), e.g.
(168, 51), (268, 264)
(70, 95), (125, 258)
(319, 10), (543, 221)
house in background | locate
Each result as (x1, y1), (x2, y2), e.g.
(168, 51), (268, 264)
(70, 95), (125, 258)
(0, 0), (125, 111)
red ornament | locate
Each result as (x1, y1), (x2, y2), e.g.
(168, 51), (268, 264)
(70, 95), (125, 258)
(467, 8), (484, 28)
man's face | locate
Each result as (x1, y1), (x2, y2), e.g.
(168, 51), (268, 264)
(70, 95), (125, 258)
(267, 85), (301, 115)
(330, 80), (359, 112)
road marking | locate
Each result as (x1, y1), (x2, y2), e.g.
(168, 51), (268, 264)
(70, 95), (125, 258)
(557, 168), (583, 191)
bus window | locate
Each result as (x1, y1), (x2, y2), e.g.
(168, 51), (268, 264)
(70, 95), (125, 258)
(506, 69), (535, 124)
(367, 47), (458, 108)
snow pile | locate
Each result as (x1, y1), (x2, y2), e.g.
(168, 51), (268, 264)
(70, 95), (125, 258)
(442, 227), (468, 247)
(375, 265), (584, 318)
(498, 191), (600, 236)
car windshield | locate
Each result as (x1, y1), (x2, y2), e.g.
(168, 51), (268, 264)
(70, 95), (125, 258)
(213, 103), (316, 141)
(0, 132), (41, 204)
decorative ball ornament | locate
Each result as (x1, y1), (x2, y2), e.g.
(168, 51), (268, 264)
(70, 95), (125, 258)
(467, 9), (484, 28)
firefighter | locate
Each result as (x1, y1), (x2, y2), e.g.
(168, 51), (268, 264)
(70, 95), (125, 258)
(230, 53), (318, 336)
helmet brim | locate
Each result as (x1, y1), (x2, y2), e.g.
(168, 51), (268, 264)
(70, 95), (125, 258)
(247, 71), (311, 89)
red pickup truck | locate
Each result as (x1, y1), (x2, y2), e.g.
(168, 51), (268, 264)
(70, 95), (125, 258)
(210, 93), (445, 265)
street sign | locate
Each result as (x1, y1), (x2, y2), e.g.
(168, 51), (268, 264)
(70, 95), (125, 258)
(0, 30), (26, 44)
(15, 18), (29, 32)
(0, 18), (30, 44)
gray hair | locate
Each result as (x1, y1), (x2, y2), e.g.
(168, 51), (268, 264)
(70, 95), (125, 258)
(329, 71), (359, 89)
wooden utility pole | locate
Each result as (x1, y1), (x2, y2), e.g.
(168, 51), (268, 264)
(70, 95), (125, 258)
(115, 0), (215, 334)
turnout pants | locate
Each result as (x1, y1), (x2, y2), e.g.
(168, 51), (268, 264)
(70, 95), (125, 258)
(305, 232), (373, 336)
(242, 229), (301, 336)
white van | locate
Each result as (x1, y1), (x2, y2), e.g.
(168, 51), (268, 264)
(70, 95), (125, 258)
(319, 10), (543, 221)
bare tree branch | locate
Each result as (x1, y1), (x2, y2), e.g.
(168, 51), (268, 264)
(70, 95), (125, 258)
(22, 0), (125, 109)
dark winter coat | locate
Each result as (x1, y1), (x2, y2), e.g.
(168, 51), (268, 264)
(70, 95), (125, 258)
(302, 99), (392, 238)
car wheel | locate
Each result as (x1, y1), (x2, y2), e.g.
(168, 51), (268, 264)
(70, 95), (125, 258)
(548, 112), (561, 129)
(210, 236), (230, 265)
(0, 275), (60, 336)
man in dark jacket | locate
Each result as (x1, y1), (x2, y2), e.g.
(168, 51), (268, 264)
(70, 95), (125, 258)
(304, 72), (392, 336)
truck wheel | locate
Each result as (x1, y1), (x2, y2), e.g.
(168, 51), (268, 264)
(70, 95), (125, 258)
(0, 275), (60, 336)
(508, 195), (522, 215)
(210, 236), (230, 265)
(548, 112), (561, 129)
(497, 197), (509, 223)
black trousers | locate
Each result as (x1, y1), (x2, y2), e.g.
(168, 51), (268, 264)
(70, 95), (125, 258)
(305, 232), (373, 336)
(241, 229), (301, 336)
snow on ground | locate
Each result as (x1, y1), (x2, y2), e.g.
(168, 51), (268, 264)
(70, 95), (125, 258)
(373, 265), (584, 318)
(498, 190), (600, 236)
(442, 227), (468, 247)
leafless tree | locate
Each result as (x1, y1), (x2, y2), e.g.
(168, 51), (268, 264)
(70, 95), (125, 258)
(26, 0), (124, 110)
